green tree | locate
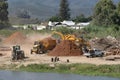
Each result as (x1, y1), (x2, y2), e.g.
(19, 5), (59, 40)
(49, 16), (62, 22)
(115, 2), (120, 25)
(0, 0), (8, 23)
(73, 14), (92, 23)
(93, 0), (116, 26)
(59, 0), (70, 20)
(117, 2), (120, 14)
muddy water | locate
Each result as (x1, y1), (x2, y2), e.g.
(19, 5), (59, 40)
(0, 70), (119, 80)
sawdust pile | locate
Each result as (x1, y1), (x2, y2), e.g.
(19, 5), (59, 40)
(4, 32), (26, 44)
(48, 40), (83, 56)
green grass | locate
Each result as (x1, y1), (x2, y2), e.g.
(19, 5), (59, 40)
(83, 25), (120, 39)
(18, 64), (120, 78)
(0, 29), (16, 37)
(0, 29), (52, 37)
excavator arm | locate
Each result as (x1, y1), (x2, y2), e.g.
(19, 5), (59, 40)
(52, 31), (65, 40)
(52, 31), (76, 41)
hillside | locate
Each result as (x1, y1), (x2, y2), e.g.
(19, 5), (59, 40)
(8, 0), (119, 20)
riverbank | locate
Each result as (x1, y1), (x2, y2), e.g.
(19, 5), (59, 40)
(18, 64), (120, 78)
(0, 50), (120, 78)
(1, 63), (119, 78)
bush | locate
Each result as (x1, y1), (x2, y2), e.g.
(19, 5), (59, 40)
(83, 24), (120, 39)
(54, 27), (75, 34)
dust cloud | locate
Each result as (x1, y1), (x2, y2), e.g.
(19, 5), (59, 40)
(2, 32), (52, 56)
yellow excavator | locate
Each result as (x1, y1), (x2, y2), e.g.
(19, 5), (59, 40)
(31, 31), (92, 55)
(52, 31), (91, 48)
(52, 31), (76, 41)
(52, 31), (104, 57)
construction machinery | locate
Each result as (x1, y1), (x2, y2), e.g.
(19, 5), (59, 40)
(83, 48), (104, 58)
(52, 31), (76, 41)
(52, 31), (91, 48)
(31, 38), (56, 54)
(31, 31), (76, 54)
(12, 45), (25, 60)
(52, 31), (104, 57)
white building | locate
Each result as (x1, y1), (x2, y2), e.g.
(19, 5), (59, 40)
(36, 25), (46, 30)
(12, 25), (27, 29)
(62, 20), (75, 26)
(76, 22), (90, 29)
(77, 22), (90, 26)
(48, 21), (54, 27)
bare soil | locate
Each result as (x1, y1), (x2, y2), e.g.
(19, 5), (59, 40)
(0, 46), (120, 67)
(0, 32), (120, 68)
(48, 40), (83, 56)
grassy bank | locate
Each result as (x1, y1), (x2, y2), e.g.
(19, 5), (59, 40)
(83, 25), (120, 39)
(18, 64), (120, 78)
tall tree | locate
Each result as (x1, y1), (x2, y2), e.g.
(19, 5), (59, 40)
(73, 14), (92, 23)
(117, 2), (120, 14)
(59, 0), (70, 20)
(92, 0), (116, 26)
(49, 16), (62, 22)
(115, 2), (120, 25)
(0, 0), (8, 23)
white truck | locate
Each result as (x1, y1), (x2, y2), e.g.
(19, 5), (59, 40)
(83, 48), (104, 58)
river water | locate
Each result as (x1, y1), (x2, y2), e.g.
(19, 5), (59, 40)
(0, 70), (119, 80)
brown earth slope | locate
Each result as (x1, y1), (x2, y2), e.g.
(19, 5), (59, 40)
(4, 32), (26, 45)
(48, 40), (83, 56)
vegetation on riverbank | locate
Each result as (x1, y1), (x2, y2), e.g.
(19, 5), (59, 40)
(18, 64), (120, 78)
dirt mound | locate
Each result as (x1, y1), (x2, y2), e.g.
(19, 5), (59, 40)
(4, 32), (26, 44)
(48, 40), (83, 56)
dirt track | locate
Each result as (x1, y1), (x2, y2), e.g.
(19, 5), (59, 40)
(0, 47), (120, 67)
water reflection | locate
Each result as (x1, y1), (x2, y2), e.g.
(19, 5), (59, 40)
(0, 70), (119, 80)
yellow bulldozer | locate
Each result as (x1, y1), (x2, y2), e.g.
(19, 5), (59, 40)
(31, 38), (56, 54)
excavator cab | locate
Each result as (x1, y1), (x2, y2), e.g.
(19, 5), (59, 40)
(34, 41), (39, 45)
(31, 40), (46, 54)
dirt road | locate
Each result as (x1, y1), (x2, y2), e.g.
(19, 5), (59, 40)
(0, 46), (120, 67)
